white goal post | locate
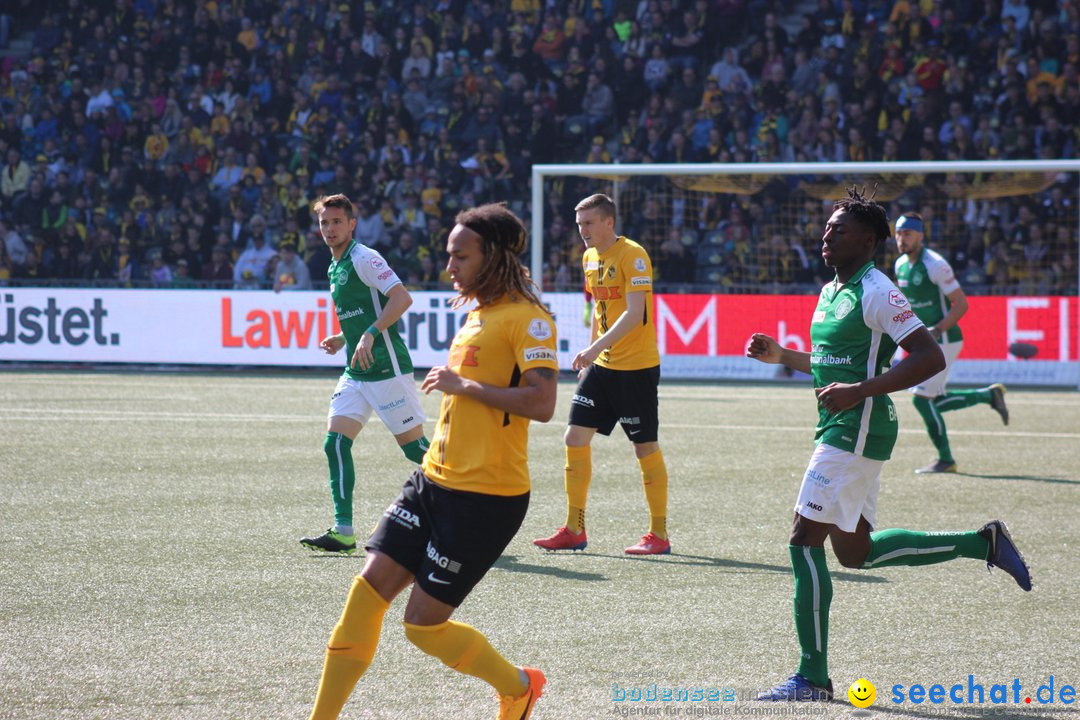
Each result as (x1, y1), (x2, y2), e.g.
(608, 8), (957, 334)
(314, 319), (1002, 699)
(530, 160), (1080, 388)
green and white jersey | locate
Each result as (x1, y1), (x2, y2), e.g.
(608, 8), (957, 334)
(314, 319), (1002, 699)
(810, 262), (924, 460)
(894, 247), (963, 343)
(328, 240), (414, 381)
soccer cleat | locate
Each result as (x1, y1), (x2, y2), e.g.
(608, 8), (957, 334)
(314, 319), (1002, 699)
(533, 526), (587, 551)
(978, 520), (1032, 591)
(988, 383), (1009, 425)
(498, 667), (545, 720)
(756, 674), (833, 701)
(915, 460), (957, 474)
(300, 528), (357, 555)
(624, 532), (671, 555)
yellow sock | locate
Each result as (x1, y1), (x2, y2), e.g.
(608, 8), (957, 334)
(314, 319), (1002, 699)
(404, 620), (526, 697)
(564, 445), (591, 533)
(309, 577), (390, 720)
(639, 449), (668, 539)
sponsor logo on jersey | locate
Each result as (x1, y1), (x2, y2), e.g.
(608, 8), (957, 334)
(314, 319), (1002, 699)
(377, 269), (394, 281)
(811, 353), (853, 365)
(806, 469), (831, 486)
(812, 310), (826, 323)
(591, 286), (623, 300)
(337, 307), (366, 321)
(571, 394), (595, 407)
(528, 318), (552, 340)
(898, 279), (908, 287)
(585, 261), (599, 271)
(385, 503), (421, 528)
(634, 257), (647, 272)
(630, 276), (651, 286)
(426, 541), (462, 573)
(524, 346), (556, 362)
(806, 501), (823, 512)
(369, 256), (385, 270)
(892, 309), (915, 323)
(401, 416), (414, 425)
(888, 290), (908, 308)
(834, 297), (855, 320)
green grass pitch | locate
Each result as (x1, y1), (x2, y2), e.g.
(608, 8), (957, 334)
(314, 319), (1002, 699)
(1, 371), (1077, 720)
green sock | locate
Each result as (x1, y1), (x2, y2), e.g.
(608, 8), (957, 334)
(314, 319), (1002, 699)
(912, 395), (953, 462)
(933, 388), (990, 413)
(400, 436), (430, 464)
(789, 545), (831, 686)
(324, 432), (355, 528)
(863, 528), (989, 568)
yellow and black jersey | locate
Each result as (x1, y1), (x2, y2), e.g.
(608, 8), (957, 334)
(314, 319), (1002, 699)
(422, 296), (558, 496)
(583, 236), (660, 371)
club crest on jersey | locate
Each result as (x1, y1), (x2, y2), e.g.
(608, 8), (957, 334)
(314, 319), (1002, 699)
(912, 272), (923, 286)
(607, 264), (617, 279)
(833, 296), (854, 319)
(336, 267), (350, 286)
(528, 319), (552, 340)
(888, 290), (908, 308)
(634, 257), (646, 272)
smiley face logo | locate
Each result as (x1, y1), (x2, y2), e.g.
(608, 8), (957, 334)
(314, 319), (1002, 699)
(848, 678), (876, 708)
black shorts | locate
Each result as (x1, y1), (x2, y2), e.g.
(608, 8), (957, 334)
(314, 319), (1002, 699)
(568, 364), (660, 443)
(366, 469), (529, 607)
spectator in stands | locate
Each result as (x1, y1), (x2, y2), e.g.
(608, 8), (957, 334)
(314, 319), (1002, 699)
(233, 228), (276, 290)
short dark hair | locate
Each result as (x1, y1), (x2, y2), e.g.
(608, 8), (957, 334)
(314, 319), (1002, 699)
(313, 193), (355, 220)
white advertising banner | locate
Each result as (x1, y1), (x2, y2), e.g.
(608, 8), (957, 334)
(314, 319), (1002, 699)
(1, 288), (1075, 386)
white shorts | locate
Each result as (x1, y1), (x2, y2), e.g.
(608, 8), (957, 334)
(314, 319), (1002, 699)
(910, 340), (963, 398)
(795, 443), (884, 533)
(328, 374), (426, 435)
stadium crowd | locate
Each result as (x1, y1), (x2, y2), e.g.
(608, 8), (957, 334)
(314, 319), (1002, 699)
(0, 0), (1076, 295)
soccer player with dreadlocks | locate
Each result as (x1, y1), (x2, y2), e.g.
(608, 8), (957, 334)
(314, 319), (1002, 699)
(308, 203), (557, 720)
(746, 187), (1032, 702)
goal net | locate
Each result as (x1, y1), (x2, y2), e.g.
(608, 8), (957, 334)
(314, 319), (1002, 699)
(531, 161), (1080, 387)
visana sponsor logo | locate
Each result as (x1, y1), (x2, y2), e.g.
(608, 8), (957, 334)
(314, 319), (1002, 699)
(811, 353), (853, 365)
(630, 276), (651, 286)
(524, 346), (555, 362)
(571, 394), (595, 407)
(385, 504), (420, 527)
(426, 541), (462, 572)
(1, 295), (118, 346)
(892, 309), (915, 323)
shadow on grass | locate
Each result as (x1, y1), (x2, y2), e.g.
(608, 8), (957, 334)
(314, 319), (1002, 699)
(578, 552), (889, 584)
(494, 554), (607, 582)
(956, 471), (1080, 486)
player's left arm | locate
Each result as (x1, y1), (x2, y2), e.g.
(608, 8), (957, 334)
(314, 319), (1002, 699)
(930, 286), (968, 341)
(572, 290), (645, 371)
(352, 284), (412, 370)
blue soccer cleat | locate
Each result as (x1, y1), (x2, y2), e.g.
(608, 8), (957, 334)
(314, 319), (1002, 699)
(978, 520), (1032, 591)
(756, 674), (833, 702)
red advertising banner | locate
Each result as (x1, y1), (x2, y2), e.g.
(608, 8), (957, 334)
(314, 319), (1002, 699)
(655, 294), (1079, 361)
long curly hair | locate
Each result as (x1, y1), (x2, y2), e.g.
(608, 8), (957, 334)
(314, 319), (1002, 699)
(834, 185), (891, 248)
(452, 203), (548, 312)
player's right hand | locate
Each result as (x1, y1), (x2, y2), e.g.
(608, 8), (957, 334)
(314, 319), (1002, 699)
(319, 334), (345, 355)
(745, 333), (782, 364)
